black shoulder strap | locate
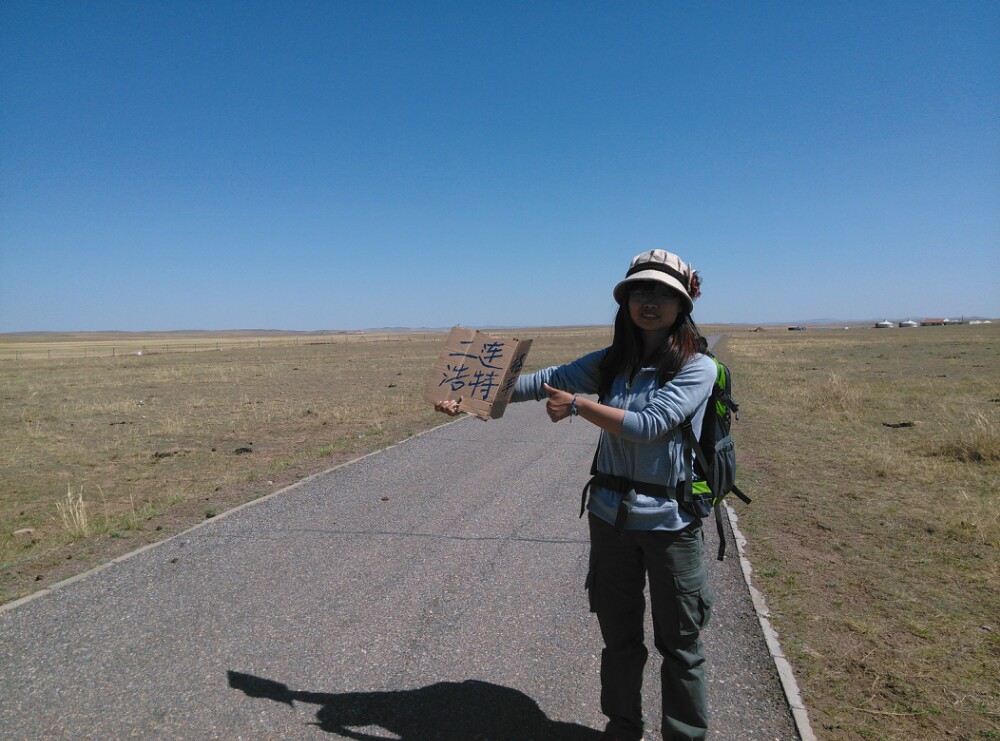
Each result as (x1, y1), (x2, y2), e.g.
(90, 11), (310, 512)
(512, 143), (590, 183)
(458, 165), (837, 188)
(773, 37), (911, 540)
(581, 436), (601, 518)
(714, 504), (726, 560)
(683, 414), (728, 561)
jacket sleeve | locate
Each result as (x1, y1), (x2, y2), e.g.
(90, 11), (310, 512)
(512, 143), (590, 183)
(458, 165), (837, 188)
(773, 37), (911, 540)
(510, 348), (606, 402)
(619, 354), (715, 442)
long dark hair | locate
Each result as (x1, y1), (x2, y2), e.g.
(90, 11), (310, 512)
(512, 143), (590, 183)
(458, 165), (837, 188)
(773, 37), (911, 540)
(597, 303), (705, 401)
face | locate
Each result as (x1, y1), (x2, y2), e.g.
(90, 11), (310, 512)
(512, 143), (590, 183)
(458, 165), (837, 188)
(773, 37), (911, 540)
(627, 282), (681, 336)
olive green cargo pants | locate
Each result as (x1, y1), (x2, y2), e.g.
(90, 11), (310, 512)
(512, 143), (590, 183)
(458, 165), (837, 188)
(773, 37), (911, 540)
(586, 514), (714, 741)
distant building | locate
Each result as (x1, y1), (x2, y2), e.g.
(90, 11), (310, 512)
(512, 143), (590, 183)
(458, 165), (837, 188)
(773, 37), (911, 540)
(875, 320), (894, 328)
(921, 318), (945, 326)
(900, 320), (918, 328)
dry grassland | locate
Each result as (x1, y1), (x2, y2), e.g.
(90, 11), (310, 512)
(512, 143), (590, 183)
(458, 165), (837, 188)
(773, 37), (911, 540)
(2, 322), (997, 740)
(0, 327), (610, 604)
(723, 323), (999, 740)
(0, 330), (442, 361)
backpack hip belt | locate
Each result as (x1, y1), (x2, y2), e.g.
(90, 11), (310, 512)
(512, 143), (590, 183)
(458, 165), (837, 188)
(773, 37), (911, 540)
(580, 472), (678, 533)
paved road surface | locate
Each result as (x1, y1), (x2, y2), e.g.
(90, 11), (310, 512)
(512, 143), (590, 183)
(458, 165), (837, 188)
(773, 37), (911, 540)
(1, 373), (799, 739)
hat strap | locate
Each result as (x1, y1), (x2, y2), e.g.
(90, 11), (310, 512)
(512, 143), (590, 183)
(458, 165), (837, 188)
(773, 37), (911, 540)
(625, 262), (688, 289)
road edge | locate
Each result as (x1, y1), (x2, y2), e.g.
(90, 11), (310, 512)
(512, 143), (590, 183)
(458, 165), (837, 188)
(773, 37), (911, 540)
(725, 502), (817, 741)
(0, 415), (471, 616)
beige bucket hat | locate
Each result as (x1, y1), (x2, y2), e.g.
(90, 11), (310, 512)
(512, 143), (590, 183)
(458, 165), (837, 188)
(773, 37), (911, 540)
(613, 249), (701, 311)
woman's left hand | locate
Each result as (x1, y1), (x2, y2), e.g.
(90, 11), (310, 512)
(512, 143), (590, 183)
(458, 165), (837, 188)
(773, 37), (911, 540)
(542, 383), (574, 423)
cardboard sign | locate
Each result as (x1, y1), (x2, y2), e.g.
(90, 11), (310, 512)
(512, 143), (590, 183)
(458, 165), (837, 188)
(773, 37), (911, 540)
(423, 327), (533, 420)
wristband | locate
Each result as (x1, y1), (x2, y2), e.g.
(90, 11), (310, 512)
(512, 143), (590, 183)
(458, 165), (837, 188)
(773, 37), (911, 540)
(570, 395), (579, 417)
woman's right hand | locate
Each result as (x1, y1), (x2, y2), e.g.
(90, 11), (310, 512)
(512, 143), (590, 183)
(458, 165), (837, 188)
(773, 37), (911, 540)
(434, 399), (462, 416)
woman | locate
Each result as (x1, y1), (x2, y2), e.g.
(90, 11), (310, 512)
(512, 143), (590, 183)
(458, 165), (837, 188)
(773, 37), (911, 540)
(437, 249), (716, 741)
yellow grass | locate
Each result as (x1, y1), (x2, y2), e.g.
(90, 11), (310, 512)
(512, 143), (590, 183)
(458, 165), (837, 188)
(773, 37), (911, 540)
(0, 326), (611, 601)
(721, 323), (999, 740)
(3, 321), (997, 740)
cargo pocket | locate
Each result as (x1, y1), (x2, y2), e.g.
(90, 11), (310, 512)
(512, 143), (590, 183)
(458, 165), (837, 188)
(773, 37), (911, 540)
(673, 565), (713, 637)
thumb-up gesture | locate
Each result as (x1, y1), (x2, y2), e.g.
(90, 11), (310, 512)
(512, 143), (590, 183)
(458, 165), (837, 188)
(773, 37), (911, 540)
(543, 383), (574, 423)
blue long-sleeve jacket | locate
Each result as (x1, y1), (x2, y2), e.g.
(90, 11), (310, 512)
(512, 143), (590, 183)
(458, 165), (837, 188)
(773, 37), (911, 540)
(511, 348), (716, 530)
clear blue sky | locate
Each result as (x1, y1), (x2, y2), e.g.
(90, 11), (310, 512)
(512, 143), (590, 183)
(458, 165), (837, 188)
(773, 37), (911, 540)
(2, 1), (997, 332)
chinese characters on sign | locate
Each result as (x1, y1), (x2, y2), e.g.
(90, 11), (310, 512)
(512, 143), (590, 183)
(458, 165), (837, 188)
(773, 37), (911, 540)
(439, 340), (509, 400)
(423, 327), (533, 420)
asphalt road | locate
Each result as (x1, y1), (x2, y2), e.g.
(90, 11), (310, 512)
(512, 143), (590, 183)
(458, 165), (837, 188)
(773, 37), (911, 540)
(0, 374), (799, 740)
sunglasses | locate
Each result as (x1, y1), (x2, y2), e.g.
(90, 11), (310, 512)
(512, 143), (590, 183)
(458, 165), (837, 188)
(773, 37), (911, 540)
(629, 287), (679, 303)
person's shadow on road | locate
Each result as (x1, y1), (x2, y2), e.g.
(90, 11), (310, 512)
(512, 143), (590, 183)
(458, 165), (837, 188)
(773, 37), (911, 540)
(228, 670), (601, 740)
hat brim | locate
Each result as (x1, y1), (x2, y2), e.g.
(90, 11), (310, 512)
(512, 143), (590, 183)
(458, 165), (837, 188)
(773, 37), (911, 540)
(613, 271), (693, 312)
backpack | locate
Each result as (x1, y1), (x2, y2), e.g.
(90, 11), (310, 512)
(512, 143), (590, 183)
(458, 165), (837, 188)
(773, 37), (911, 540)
(580, 351), (751, 560)
(680, 352), (752, 560)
